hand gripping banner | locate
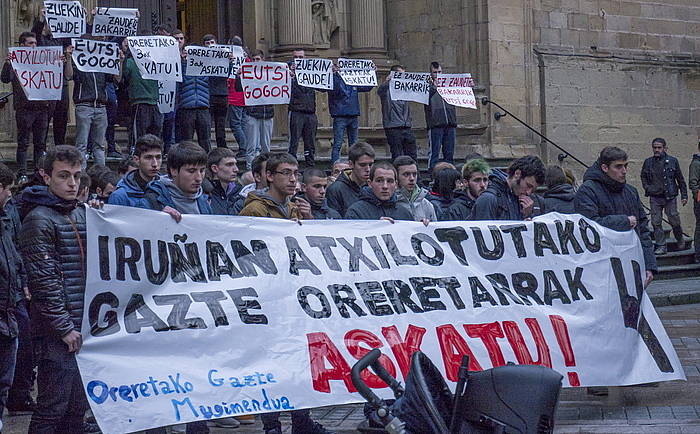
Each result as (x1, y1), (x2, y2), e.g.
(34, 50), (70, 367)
(78, 207), (684, 433)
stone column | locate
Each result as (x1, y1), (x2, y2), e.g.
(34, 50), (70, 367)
(277, 0), (313, 50)
(350, 0), (386, 55)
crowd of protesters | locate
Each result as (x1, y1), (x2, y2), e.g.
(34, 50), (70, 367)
(1, 11), (700, 434)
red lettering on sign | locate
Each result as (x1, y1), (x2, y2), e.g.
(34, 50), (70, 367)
(345, 329), (396, 389)
(381, 325), (426, 377)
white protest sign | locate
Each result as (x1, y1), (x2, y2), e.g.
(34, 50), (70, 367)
(158, 80), (177, 113)
(294, 58), (333, 90)
(92, 7), (139, 37)
(78, 208), (684, 433)
(213, 45), (246, 78)
(71, 39), (120, 75)
(435, 73), (477, 109)
(185, 46), (231, 77)
(240, 61), (290, 105)
(389, 71), (431, 104)
(8, 46), (63, 101)
(44, 1), (86, 38)
(127, 36), (182, 82)
(337, 58), (377, 86)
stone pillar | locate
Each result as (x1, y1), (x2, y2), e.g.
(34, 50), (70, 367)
(350, 0), (386, 56)
(277, 0), (313, 50)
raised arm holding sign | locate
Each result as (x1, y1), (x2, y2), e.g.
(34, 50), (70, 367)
(7, 46), (64, 101)
(93, 7), (139, 37)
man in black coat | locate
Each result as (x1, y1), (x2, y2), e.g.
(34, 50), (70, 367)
(288, 49), (319, 167)
(346, 161), (414, 221)
(18, 146), (89, 432)
(543, 165), (576, 214)
(207, 147), (242, 215)
(444, 158), (490, 220)
(299, 168), (341, 219)
(640, 138), (688, 254)
(327, 142), (375, 216)
(574, 146), (657, 286)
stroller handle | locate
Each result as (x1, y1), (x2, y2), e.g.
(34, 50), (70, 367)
(351, 348), (403, 407)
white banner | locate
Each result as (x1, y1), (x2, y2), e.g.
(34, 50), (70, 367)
(158, 80), (176, 114)
(185, 46), (230, 77)
(240, 61), (290, 105)
(8, 46), (63, 101)
(78, 208), (684, 433)
(294, 58), (333, 90)
(435, 73), (476, 109)
(389, 71), (431, 105)
(212, 45), (246, 78)
(44, 0), (86, 38)
(337, 58), (377, 86)
(71, 39), (120, 75)
(92, 7), (139, 37)
(127, 36), (182, 82)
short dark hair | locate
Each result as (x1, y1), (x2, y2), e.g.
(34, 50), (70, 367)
(651, 137), (667, 146)
(599, 146), (628, 167)
(79, 173), (91, 192)
(207, 147), (235, 169)
(231, 35), (243, 46)
(348, 142), (375, 163)
(266, 153), (298, 174)
(430, 61), (441, 70)
(118, 157), (138, 175)
(202, 34), (216, 43)
(43, 145), (83, 175)
(94, 169), (120, 192)
(303, 168), (326, 184)
(19, 31), (36, 44)
(390, 64), (404, 72)
(172, 28), (184, 36)
(0, 162), (15, 187)
(507, 155), (545, 185)
(370, 161), (397, 181)
(462, 158), (490, 180)
(545, 165), (568, 189)
(134, 134), (163, 156)
(167, 142), (207, 172)
(393, 156), (417, 170)
(152, 24), (171, 35)
(432, 167), (461, 199)
(251, 49), (264, 58)
(252, 152), (271, 177)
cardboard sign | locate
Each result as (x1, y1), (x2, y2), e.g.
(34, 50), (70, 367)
(389, 71), (431, 105)
(92, 7), (139, 37)
(127, 36), (182, 82)
(44, 0), (86, 38)
(158, 80), (177, 114)
(212, 45), (246, 78)
(78, 208), (684, 433)
(435, 73), (477, 109)
(8, 46), (63, 101)
(71, 39), (120, 75)
(337, 58), (376, 86)
(185, 46), (231, 77)
(294, 58), (333, 90)
(240, 61), (290, 105)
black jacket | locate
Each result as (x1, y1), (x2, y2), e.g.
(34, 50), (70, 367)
(377, 81), (411, 129)
(297, 193), (341, 219)
(288, 78), (316, 114)
(209, 76), (229, 98)
(424, 85), (457, 129)
(574, 162), (657, 271)
(470, 169), (522, 220)
(345, 187), (414, 221)
(543, 184), (576, 214)
(443, 192), (475, 221)
(641, 153), (688, 200)
(209, 181), (243, 215)
(327, 170), (363, 217)
(72, 69), (109, 105)
(18, 186), (87, 339)
(426, 192), (457, 221)
(0, 206), (22, 338)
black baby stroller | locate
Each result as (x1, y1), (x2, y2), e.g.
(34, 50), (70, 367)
(351, 349), (563, 434)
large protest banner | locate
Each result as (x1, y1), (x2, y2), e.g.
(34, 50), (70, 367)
(338, 58), (377, 86)
(92, 7), (139, 37)
(185, 46), (231, 77)
(158, 80), (176, 114)
(127, 36), (182, 82)
(294, 58), (333, 90)
(436, 73), (477, 109)
(44, 0), (86, 38)
(71, 39), (120, 75)
(78, 207), (684, 433)
(8, 46), (63, 101)
(240, 61), (290, 105)
(390, 71), (431, 104)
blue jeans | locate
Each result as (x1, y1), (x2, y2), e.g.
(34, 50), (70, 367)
(332, 116), (359, 164)
(0, 335), (18, 432)
(227, 105), (247, 155)
(29, 357), (88, 433)
(75, 104), (107, 168)
(162, 111), (176, 152)
(429, 126), (456, 169)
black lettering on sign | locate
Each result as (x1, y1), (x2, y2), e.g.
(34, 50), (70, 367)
(434, 226), (469, 266)
(226, 288), (268, 325)
(297, 286), (332, 319)
(88, 291), (120, 336)
(355, 281), (394, 316)
(285, 236), (321, 275)
(124, 294), (169, 334)
(471, 226), (504, 260)
(381, 280), (424, 314)
(153, 294), (207, 330)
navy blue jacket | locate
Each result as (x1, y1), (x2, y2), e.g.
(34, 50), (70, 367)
(108, 171), (154, 209)
(177, 59), (210, 109)
(442, 192), (475, 221)
(326, 73), (373, 118)
(209, 181), (243, 215)
(327, 170), (363, 217)
(345, 187), (413, 221)
(543, 184), (576, 214)
(640, 153), (688, 200)
(470, 169), (522, 221)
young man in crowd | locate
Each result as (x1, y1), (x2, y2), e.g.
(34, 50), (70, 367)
(241, 50), (274, 169)
(19, 146), (88, 432)
(1, 32), (51, 180)
(90, 169), (120, 202)
(471, 155), (545, 220)
(444, 158), (490, 220)
(329, 159), (350, 184)
(232, 152), (270, 214)
(346, 161), (414, 221)
(327, 63), (374, 164)
(690, 140), (700, 264)
(175, 30), (212, 151)
(108, 134), (163, 209)
(145, 142), (212, 216)
(288, 49), (319, 167)
(425, 61), (457, 169)
(542, 165), (576, 214)
(641, 138), (688, 254)
(378, 65), (417, 161)
(207, 147), (241, 215)
(393, 156), (436, 221)
(239, 153), (312, 220)
(327, 142), (375, 216)
(575, 146), (657, 284)
(298, 168), (341, 219)
(203, 34), (230, 149)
